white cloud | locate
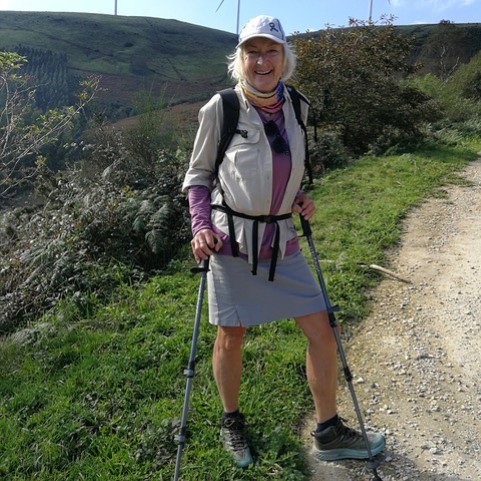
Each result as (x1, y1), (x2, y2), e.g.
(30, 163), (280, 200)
(389, 0), (475, 9)
(419, 0), (475, 9)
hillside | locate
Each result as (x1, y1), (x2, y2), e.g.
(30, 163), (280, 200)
(400, 22), (481, 74)
(1, 11), (480, 122)
(0, 11), (237, 115)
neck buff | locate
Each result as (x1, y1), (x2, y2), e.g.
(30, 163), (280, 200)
(240, 80), (285, 114)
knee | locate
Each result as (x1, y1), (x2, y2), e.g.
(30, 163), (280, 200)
(297, 312), (336, 347)
(215, 327), (245, 353)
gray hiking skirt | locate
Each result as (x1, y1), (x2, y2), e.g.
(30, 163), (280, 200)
(207, 251), (327, 327)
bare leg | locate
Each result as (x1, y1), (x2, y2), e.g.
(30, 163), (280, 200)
(295, 311), (338, 423)
(212, 326), (246, 413)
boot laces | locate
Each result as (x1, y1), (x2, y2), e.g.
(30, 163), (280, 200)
(338, 421), (359, 440)
(223, 418), (248, 450)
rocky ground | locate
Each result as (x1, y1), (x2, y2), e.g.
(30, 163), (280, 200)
(303, 158), (481, 481)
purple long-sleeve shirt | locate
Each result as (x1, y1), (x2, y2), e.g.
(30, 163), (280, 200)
(188, 108), (300, 260)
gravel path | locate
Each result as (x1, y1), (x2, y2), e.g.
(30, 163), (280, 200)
(302, 158), (481, 481)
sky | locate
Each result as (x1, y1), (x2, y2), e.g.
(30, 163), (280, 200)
(0, 0), (478, 35)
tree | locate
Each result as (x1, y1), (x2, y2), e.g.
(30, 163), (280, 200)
(293, 17), (439, 158)
(420, 20), (468, 82)
(449, 51), (481, 102)
(0, 51), (99, 200)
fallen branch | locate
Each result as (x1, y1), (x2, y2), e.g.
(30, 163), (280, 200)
(357, 262), (412, 284)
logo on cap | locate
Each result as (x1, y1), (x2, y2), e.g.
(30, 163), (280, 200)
(237, 15), (286, 47)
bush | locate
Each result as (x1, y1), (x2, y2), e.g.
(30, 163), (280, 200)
(410, 66), (481, 136)
(309, 128), (352, 172)
(293, 17), (441, 157)
(0, 51), (98, 200)
(0, 127), (191, 333)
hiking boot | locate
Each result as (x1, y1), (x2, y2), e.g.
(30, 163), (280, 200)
(220, 413), (253, 468)
(312, 418), (385, 461)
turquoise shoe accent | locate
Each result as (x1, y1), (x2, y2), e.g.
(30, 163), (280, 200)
(312, 418), (385, 461)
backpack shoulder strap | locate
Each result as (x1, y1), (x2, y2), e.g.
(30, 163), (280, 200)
(286, 84), (313, 184)
(214, 88), (240, 179)
(215, 85), (313, 184)
(286, 84), (309, 123)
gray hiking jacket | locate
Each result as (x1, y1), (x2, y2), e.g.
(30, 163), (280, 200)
(182, 84), (308, 265)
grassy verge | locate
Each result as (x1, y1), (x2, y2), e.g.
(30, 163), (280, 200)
(1, 139), (479, 480)
(304, 140), (480, 323)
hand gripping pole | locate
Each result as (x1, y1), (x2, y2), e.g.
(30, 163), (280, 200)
(173, 257), (210, 481)
(300, 216), (383, 481)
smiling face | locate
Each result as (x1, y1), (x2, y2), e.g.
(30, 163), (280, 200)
(242, 37), (285, 93)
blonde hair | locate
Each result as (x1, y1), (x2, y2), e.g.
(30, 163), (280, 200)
(227, 41), (297, 83)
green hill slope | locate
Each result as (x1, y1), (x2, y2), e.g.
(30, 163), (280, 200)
(0, 11), (237, 111)
(1, 12), (480, 120)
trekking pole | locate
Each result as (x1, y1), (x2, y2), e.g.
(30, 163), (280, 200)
(299, 216), (383, 481)
(173, 256), (211, 481)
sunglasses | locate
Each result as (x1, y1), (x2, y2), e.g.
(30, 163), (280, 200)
(264, 120), (290, 155)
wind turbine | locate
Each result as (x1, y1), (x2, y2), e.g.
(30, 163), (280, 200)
(368, 0), (392, 23)
(115, 0), (118, 15)
(216, 0), (241, 34)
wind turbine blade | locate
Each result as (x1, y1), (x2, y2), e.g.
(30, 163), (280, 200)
(215, 0), (226, 13)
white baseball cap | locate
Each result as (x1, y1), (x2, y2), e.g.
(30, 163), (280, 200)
(237, 15), (286, 48)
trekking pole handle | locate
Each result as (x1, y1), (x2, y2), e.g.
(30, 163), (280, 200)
(190, 256), (210, 274)
(299, 214), (312, 237)
(190, 238), (217, 274)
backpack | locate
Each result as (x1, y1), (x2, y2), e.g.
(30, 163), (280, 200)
(214, 85), (313, 184)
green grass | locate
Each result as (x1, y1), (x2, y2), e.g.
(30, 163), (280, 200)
(302, 141), (479, 322)
(1, 139), (480, 480)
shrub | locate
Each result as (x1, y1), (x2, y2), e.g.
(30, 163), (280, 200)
(0, 51), (98, 200)
(410, 66), (481, 134)
(309, 128), (352, 173)
(0, 127), (191, 333)
(293, 17), (441, 157)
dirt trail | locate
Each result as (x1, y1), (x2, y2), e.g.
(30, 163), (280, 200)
(303, 158), (481, 481)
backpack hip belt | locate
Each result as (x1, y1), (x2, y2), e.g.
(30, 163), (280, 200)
(211, 203), (292, 282)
